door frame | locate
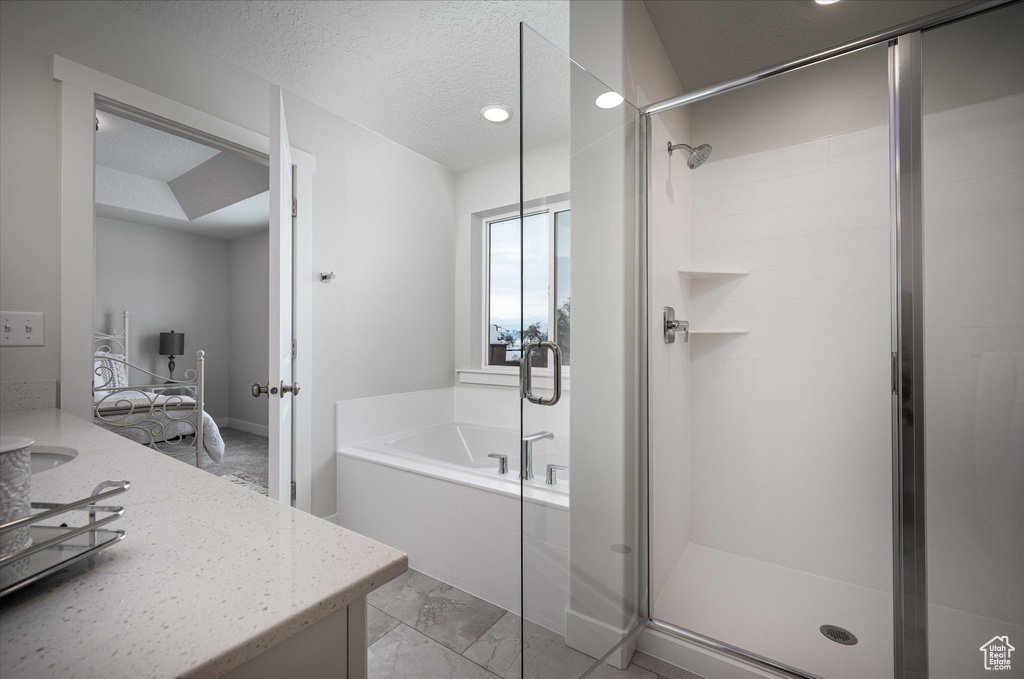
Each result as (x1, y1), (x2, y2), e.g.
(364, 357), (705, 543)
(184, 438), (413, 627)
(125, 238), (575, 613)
(53, 55), (316, 512)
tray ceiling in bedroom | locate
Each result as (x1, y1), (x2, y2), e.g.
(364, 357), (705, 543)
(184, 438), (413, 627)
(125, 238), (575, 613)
(94, 111), (269, 239)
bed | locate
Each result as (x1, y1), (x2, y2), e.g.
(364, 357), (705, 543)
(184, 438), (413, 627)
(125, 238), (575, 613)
(93, 311), (224, 467)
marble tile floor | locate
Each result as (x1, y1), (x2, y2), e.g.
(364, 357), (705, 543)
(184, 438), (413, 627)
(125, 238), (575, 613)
(367, 569), (702, 679)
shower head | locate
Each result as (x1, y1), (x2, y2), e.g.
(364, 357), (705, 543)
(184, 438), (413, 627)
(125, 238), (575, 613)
(667, 141), (713, 169)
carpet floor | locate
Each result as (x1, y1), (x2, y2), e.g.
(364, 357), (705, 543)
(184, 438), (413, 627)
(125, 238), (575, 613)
(213, 428), (269, 490)
(173, 426), (269, 492)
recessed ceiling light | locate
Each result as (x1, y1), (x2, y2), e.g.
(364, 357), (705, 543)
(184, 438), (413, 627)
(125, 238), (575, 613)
(481, 104), (512, 123)
(815, 0), (840, 4)
(595, 91), (625, 109)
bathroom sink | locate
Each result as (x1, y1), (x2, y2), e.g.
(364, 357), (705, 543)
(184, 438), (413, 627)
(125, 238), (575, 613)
(30, 446), (78, 474)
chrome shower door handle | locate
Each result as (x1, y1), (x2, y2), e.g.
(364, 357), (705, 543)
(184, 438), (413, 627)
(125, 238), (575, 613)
(520, 340), (562, 406)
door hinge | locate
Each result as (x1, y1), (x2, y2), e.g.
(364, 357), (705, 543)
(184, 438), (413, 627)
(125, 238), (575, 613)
(290, 480), (296, 502)
(291, 339), (297, 359)
(292, 197), (297, 218)
(891, 352), (899, 395)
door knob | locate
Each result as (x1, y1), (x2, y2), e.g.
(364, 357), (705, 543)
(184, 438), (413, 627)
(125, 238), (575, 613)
(281, 381), (300, 396)
(252, 382), (274, 398)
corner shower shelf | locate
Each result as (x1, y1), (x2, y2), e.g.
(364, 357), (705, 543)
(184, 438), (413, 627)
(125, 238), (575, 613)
(678, 269), (749, 279)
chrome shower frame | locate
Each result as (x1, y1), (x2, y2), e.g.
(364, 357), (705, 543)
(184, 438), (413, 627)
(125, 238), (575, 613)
(636, 2), (1019, 678)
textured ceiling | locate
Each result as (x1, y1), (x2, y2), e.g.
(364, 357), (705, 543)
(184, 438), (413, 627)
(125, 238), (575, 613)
(114, 0), (570, 172)
(96, 112), (220, 181)
(643, 0), (971, 95)
(95, 111), (269, 239)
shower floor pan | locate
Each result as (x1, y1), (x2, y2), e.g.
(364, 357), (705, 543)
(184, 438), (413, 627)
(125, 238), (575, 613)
(651, 545), (1022, 679)
(652, 544), (891, 679)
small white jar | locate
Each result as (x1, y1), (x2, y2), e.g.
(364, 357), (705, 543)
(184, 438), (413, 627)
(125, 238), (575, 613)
(0, 435), (34, 558)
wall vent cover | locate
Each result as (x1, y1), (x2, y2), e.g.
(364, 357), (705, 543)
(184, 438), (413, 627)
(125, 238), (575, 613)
(820, 625), (858, 645)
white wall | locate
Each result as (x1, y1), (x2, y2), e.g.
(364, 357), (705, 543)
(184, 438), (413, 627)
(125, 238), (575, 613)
(94, 219), (270, 431)
(682, 38), (895, 594)
(453, 141), (569, 374)
(94, 217), (231, 419)
(228, 231), (270, 431)
(685, 122), (894, 592)
(689, 46), (889, 163)
(0, 0), (455, 517)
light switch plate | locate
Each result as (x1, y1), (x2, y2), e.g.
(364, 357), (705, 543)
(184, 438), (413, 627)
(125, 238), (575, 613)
(0, 311), (45, 346)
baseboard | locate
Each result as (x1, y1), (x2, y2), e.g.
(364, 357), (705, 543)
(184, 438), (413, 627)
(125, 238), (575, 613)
(637, 626), (778, 679)
(565, 607), (635, 670)
(221, 418), (269, 438)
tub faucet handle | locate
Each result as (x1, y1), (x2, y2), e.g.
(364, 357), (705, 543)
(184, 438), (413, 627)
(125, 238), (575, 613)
(545, 464), (568, 485)
(487, 453), (509, 476)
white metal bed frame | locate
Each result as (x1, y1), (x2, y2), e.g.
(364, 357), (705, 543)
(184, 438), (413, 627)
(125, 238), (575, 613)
(93, 310), (205, 468)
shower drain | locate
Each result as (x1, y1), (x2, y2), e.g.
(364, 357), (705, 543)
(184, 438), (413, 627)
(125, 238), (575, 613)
(820, 625), (858, 646)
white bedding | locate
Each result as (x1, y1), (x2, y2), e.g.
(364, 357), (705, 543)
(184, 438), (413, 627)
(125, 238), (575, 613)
(94, 390), (224, 464)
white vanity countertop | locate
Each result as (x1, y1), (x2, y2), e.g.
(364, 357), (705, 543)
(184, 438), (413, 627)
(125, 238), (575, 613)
(0, 409), (407, 679)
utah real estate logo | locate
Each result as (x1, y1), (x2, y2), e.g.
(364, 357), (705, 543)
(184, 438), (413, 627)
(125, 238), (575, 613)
(980, 636), (1014, 671)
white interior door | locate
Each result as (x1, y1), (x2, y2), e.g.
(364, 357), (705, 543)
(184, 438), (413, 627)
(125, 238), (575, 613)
(269, 85), (294, 504)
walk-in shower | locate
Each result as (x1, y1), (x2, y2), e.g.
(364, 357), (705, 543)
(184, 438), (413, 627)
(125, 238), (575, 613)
(639, 2), (1023, 679)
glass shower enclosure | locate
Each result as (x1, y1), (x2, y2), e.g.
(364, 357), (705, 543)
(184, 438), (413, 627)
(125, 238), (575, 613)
(518, 2), (1021, 678)
(517, 22), (645, 679)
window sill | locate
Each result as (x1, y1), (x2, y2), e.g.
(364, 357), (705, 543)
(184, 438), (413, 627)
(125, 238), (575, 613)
(456, 369), (570, 391)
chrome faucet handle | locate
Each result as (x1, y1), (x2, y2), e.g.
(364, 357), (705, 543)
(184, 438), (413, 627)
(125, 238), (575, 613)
(545, 464), (568, 485)
(487, 453), (509, 476)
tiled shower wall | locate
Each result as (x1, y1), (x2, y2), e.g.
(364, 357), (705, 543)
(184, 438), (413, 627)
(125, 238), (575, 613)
(922, 93), (1023, 627)
(688, 123), (894, 592)
(684, 94), (1023, 616)
(648, 105), (693, 605)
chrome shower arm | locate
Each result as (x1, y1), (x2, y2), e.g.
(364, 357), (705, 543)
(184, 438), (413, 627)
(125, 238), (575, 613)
(667, 142), (693, 156)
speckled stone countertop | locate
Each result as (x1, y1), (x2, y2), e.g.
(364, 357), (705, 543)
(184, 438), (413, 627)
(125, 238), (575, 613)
(0, 409), (407, 678)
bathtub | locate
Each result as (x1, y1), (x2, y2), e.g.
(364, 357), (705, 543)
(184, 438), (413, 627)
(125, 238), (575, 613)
(337, 409), (571, 634)
(345, 421), (570, 503)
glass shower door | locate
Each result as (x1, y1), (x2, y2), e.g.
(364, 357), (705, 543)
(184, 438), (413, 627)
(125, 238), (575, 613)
(645, 41), (894, 679)
(518, 23), (644, 677)
(921, 6), (1024, 677)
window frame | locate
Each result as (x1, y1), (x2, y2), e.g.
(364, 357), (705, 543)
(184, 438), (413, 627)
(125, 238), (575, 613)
(481, 200), (570, 374)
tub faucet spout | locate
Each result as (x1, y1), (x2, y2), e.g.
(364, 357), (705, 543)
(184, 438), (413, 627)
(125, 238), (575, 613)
(521, 431), (554, 481)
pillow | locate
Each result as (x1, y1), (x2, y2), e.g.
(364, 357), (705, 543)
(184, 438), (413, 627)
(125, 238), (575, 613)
(94, 351), (129, 398)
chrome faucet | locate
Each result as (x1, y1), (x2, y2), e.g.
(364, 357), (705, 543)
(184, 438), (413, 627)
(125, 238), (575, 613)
(487, 453), (509, 475)
(521, 431), (554, 481)
(545, 463), (568, 486)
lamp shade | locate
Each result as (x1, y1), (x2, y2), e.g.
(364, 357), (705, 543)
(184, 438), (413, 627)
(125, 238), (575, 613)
(159, 331), (184, 357)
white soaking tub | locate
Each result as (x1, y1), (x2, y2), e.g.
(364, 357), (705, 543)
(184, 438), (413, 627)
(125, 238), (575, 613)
(337, 416), (571, 634)
(350, 422), (569, 499)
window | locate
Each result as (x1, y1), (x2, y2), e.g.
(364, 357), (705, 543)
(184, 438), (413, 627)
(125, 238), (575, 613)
(485, 204), (570, 368)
